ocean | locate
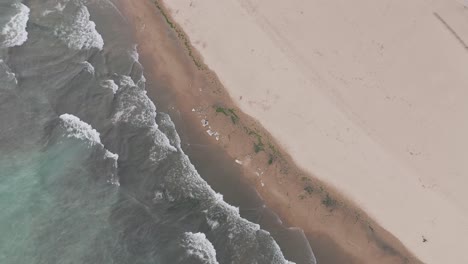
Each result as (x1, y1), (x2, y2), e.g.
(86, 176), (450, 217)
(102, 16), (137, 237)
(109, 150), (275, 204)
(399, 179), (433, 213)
(0, 0), (316, 263)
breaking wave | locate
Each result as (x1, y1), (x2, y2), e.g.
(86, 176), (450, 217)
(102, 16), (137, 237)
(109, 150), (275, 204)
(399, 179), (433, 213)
(0, 2), (30, 48)
(0, 0), (314, 263)
(179, 232), (219, 264)
(52, 3), (103, 50)
(28, 0), (103, 50)
(60, 113), (102, 146)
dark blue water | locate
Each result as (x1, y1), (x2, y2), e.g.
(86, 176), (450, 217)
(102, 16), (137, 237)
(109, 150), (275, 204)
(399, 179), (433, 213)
(0, 0), (316, 263)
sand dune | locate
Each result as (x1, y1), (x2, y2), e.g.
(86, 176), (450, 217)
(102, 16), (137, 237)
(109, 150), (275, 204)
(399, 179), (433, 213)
(161, 0), (468, 262)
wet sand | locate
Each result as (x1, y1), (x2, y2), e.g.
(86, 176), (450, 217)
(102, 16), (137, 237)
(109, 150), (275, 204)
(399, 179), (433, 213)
(118, 0), (421, 263)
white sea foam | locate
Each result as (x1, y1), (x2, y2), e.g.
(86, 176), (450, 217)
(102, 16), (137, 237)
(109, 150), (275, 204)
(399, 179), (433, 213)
(214, 193), (239, 214)
(103, 37), (294, 263)
(105, 149), (120, 186)
(148, 124), (177, 162)
(206, 218), (220, 230)
(41, 2), (67, 16)
(163, 147), (292, 263)
(137, 74), (146, 88)
(0, 3), (30, 48)
(60, 114), (120, 186)
(59, 113), (101, 145)
(111, 78), (177, 164)
(0, 59), (18, 86)
(104, 149), (118, 161)
(111, 82), (156, 126)
(112, 105), (135, 123)
(81, 61), (94, 74)
(181, 232), (218, 264)
(100, 79), (118, 94)
(56, 2), (67, 11)
(152, 191), (164, 203)
(118, 75), (136, 87)
(53, 5), (104, 50)
(129, 44), (139, 61)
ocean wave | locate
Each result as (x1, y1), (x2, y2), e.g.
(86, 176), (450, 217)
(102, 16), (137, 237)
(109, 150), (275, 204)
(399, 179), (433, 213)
(50, 2), (103, 50)
(110, 76), (177, 164)
(0, 2), (30, 48)
(81, 61), (94, 74)
(155, 113), (293, 263)
(60, 113), (101, 146)
(111, 80), (156, 127)
(59, 113), (119, 186)
(2, 2), (297, 261)
(117, 75), (136, 87)
(180, 232), (219, 264)
(104, 149), (119, 161)
(148, 123), (177, 163)
(208, 197), (292, 264)
(100, 79), (118, 94)
(51, 26), (294, 264)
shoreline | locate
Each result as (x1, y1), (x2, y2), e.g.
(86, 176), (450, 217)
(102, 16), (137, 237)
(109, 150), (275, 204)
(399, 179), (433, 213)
(150, 0), (468, 263)
(118, 0), (422, 263)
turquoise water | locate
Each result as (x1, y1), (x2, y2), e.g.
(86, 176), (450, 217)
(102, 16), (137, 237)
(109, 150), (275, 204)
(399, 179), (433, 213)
(0, 0), (315, 263)
(0, 138), (119, 263)
(0, 151), (41, 263)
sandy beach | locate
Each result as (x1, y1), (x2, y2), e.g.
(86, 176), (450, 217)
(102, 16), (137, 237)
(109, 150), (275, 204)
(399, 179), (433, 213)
(120, 0), (468, 263)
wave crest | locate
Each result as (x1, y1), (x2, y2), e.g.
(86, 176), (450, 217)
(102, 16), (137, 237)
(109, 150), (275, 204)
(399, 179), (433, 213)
(60, 113), (101, 145)
(0, 3), (30, 48)
(180, 232), (219, 264)
(53, 3), (103, 50)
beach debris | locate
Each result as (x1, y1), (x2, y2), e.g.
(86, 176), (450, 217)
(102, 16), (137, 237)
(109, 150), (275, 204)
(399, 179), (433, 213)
(255, 168), (264, 177)
(206, 129), (220, 140)
(201, 119), (209, 127)
(260, 181), (265, 187)
(192, 108), (196, 112)
(235, 159), (243, 165)
(207, 129), (215, 136)
(207, 218), (220, 229)
(422, 236), (428, 243)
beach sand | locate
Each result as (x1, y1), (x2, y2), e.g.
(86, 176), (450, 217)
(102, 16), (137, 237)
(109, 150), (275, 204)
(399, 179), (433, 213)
(119, 0), (468, 263)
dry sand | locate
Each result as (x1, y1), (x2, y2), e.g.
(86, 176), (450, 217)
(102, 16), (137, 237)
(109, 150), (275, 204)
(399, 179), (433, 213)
(152, 0), (468, 263)
(119, 0), (423, 263)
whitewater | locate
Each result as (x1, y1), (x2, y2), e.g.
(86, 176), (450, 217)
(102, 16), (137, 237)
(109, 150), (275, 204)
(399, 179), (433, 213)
(0, 0), (315, 263)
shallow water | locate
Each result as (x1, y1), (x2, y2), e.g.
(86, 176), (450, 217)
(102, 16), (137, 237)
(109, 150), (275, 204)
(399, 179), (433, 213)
(0, 0), (316, 263)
